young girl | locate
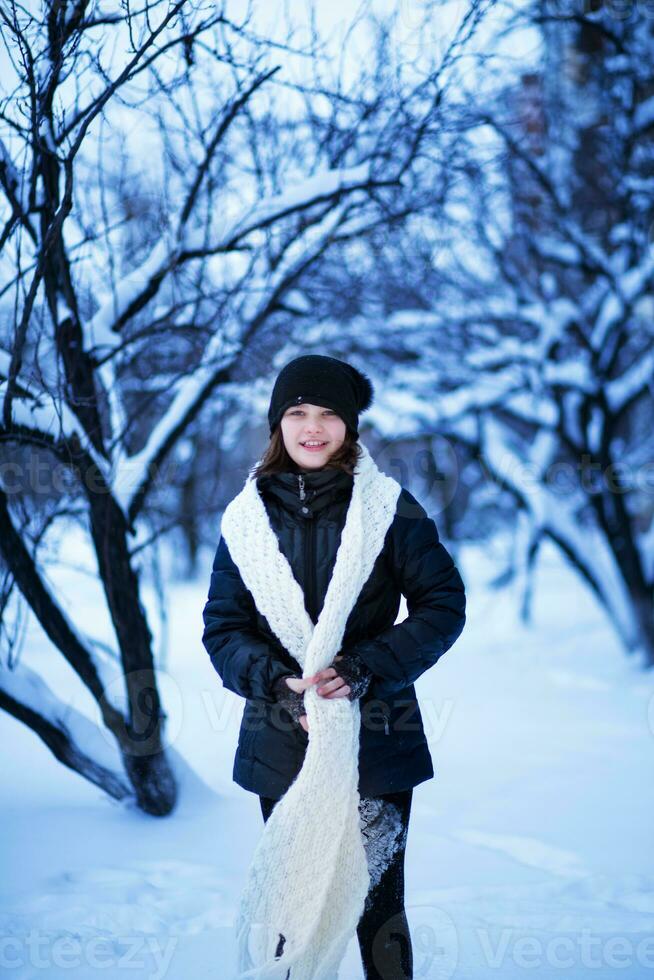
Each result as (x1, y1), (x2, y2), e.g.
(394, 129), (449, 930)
(202, 354), (466, 980)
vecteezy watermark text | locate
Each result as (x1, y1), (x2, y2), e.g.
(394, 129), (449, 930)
(0, 930), (178, 978)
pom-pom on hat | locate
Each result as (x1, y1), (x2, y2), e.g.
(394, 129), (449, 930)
(267, 354), (374, 438)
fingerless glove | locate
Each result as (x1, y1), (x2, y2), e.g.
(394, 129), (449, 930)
(272, 674), (306, 724)
(273, 652), (373, 720)
(331, 652), (373, 701)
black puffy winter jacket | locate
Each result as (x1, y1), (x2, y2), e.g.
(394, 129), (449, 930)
(201, 464), (466, 799)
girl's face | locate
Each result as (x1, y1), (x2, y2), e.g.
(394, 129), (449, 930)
(280, 402), (347, 469)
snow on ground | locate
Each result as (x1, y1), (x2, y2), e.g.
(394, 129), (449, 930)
(1, 531), (653, 979)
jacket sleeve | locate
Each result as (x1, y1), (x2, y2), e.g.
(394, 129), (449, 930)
(345, 488), (466, 700)
(201, 536), (296, 702)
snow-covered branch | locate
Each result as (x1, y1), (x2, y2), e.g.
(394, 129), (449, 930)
(479, 416), (641, 647)
(86, 162), (382, 354)
(0, 365), (111, 483)
(115, 194), (361, 522)
(590, 244), (654, 351)
(0, 662), (131, 801)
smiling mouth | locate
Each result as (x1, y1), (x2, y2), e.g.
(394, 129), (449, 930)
(300, 441), (328, 448)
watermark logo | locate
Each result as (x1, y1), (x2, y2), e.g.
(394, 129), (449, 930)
(373, 437), (459, 518)
(97, 667), (183, 756)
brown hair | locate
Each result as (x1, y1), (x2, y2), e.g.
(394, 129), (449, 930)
(252, 425), (363, 479)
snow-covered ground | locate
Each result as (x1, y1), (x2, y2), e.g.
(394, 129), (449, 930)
(1, 533), (653, 979)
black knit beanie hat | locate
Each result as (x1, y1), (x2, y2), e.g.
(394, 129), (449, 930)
(268, 355), (374, 438)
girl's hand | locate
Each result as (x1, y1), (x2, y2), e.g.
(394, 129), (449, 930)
(283, 673), (320, 695)
(281, 673), (319, 732)
(280, 658), (352, 732)
(313, 655), (351, 699)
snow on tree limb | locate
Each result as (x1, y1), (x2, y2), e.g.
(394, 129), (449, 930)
(606, 347), (654, 416)
(0, 488), (128, 719)
(633, 95), (654, 137)
(0, 369), (111, 482)
(112, 338), (240, 518)
(0, 662), (131, 801)
(480, 416), (641, 648)
(86, 163), (377, 353)
(115, 197), (355, 522)
(591, 244), (654, 351)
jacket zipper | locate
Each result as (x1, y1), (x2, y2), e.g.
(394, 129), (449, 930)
(382, 704), (390, 735)
(297, 474), (316, 621)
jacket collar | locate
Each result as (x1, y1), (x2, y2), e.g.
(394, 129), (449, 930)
(257, 466), (353, 517)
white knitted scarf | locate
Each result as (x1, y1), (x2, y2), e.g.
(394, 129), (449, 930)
(220, 440), (402, 980)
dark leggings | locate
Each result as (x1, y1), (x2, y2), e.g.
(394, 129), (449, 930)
(259, 788), (413, 980)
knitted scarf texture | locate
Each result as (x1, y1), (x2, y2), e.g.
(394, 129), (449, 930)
(220, 440), (402, 980)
